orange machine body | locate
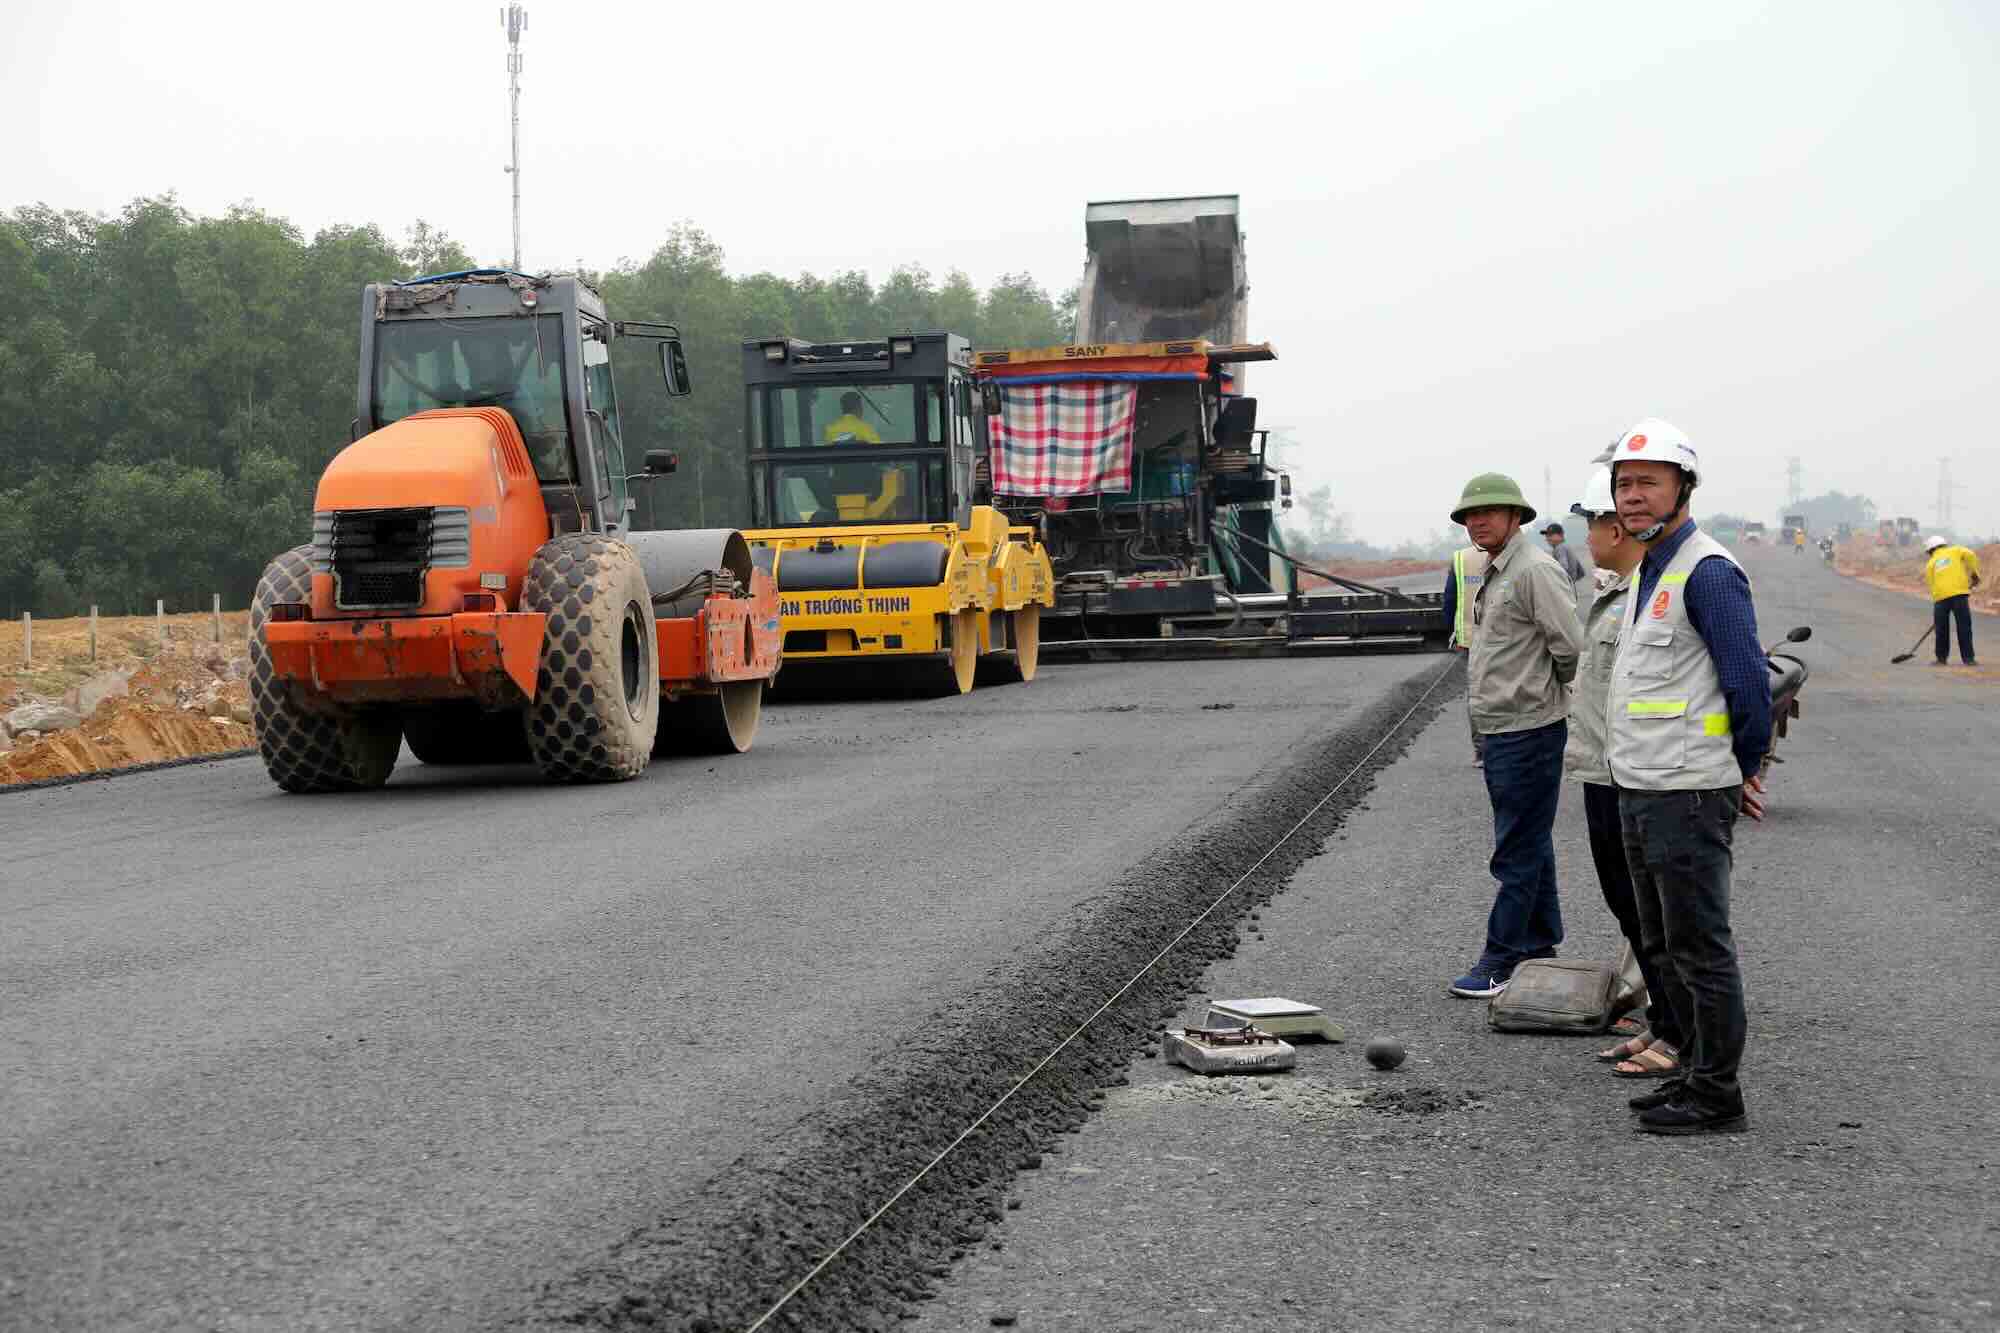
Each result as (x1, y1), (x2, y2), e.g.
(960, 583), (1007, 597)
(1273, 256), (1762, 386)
(264, 407), (780, 708)
(658, 570), (784, 699)
(265, 409), (552, 708)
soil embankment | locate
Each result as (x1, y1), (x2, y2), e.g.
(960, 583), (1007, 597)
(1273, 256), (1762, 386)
(1835, 538), (1999, 615)
(1295, 558), (1447, 589)
(0, 611), (254, 786)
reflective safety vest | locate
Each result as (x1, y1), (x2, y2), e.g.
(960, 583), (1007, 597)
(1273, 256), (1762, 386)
(1608, 530), (1743, 790)
(822, 413), (882, 445)
(1451, 546), (1489, 648)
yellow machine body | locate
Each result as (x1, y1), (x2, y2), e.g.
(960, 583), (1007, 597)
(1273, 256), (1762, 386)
(747, 505), (1053, 691)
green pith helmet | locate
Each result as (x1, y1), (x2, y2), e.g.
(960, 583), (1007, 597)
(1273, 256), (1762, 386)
(1450, 472), (1536, 525)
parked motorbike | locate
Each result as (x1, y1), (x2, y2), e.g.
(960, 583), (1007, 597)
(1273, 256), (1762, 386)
(1761, 626), (1811, 777)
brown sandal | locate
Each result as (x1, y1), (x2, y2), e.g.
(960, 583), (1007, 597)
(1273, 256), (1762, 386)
(1597, 1033), (1651, 1064)
(1612, 1041), (1680, 1079)
(1608, 1014), (1647, 1039)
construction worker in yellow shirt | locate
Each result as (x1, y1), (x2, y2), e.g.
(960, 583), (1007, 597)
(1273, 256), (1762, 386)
(822, 392), (883, 445)
(1923, 536), (1981, 666)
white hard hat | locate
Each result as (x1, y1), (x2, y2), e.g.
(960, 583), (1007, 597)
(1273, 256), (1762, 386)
(1925, 535), (1947, 551)
(1568, 466), (1615, 519)
(1608, 418), (1700, 486)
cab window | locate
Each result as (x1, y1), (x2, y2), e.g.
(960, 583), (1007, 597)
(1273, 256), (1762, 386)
(374, 314), (572, 482)
(761, 383), (918, 448)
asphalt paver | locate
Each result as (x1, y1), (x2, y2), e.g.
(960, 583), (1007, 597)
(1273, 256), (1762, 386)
(1, 649), (1452, 1330)
(914, 544), (1999, 1332)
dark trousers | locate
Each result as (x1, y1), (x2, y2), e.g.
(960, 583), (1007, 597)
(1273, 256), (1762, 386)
(1935, 594), (1976, 663)
(1477, 720), (1566, 971)
(1583, 782), (1681, 1048)
(1619, 786), (1747, 1111)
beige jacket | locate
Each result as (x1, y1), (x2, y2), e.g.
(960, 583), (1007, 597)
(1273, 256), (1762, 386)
(1563, 570), (1630, 784)
(1467, 529), (1585, 736)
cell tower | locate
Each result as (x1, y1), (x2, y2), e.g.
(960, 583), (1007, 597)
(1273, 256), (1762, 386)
(501, 5), (528, 273)
(1937, 458), (1954, 531)
(1784, 455), (1803, 509)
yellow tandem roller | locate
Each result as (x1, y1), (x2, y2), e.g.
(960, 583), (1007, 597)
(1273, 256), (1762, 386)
(748, 505), (1053, 696)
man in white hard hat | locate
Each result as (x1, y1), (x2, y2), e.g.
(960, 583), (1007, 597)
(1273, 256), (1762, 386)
(1565, 467), (1681, 1078)
(1606, 419), (1771, 1136)
(1922, 535), (1981, 666)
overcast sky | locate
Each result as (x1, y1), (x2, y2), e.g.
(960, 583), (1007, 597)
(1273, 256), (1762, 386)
(6, 1), (1994, 542)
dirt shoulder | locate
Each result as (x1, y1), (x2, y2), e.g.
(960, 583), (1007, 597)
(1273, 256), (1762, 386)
(0, 611), (254, 786)
(1295, 558), (1447, 589)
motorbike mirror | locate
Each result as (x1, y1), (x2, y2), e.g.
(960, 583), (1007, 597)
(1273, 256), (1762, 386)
(1786, 626), (1812, 643)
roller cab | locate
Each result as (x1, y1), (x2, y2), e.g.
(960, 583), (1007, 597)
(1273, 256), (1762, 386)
(741, 332), (1053, 694)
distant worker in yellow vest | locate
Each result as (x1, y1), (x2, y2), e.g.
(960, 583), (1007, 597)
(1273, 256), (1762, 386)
(1441, 544), (1490, 765)
(823, 392), (882, 445)
(1923, 535), (1981, 667)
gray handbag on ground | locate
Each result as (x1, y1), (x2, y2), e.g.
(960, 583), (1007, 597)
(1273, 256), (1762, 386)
(1487, 958), (1619, 1033)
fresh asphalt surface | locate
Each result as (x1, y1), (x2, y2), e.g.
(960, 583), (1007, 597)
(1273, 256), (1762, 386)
(2, 634), (1454, 1330)
(917, 546), (2000, 1332)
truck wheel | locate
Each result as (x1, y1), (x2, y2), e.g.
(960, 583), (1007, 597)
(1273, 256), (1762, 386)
(520, 534), (659, 782)
(248, 545), (401, 793)
(654, 680), (763, 756)
(403, 703), (531, 765)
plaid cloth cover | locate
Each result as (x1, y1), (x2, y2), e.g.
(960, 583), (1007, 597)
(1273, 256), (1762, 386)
(989, 381), (1138, 497)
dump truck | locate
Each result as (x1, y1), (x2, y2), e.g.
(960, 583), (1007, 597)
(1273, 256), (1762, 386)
(739, 332), (1054, 694)
(248, 269), (781, 792)
(974, 196), (1446, 655)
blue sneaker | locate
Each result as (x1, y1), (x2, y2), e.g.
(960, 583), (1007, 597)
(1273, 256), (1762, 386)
(1448, 966), (1510, 998)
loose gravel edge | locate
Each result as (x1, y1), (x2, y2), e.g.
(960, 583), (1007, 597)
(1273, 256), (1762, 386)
(520, 659), (1463, 1333)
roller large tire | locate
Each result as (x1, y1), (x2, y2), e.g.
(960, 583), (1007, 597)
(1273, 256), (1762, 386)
(402, 703), (531, 766)
(248, 545), (401, 793)
(654, 680), (763, 757)
(520, 534), (659, 782)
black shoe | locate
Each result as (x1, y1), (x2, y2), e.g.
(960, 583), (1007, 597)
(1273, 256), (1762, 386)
(1627, 1080), (1686, 1113)
(1636, 1097), (1748, 1136)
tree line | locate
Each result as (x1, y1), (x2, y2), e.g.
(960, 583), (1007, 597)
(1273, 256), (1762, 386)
(0, 196), (1072, 617)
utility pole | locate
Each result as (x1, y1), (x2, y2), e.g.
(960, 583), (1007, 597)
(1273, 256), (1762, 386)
(501, 5), (527, 272)
(1784, 455), (1803, 510)
(1543, 465), (1552, 522)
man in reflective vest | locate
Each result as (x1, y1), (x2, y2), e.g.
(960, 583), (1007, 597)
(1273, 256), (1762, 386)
(1447, 472), (1584, 999)
(1441, 544), (1489, 764)
(1607, 419), (1772, 1136)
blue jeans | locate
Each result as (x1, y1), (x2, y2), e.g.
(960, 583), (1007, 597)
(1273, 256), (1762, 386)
(1477, 720), (1566, 971)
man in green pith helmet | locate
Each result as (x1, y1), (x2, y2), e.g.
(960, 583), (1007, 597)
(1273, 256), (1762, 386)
(1447, 472), (1585, 1000)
